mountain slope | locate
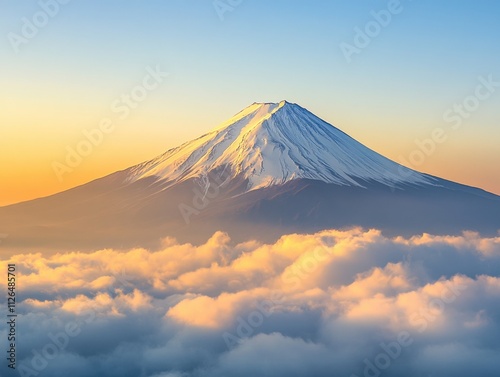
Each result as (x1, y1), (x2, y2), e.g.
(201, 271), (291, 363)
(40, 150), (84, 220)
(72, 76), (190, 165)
(125, 101), (435, 190)
(0, 101), (498, 253)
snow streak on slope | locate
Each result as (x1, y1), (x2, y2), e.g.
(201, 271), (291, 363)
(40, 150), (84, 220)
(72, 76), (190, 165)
(126, 101), (436, 190)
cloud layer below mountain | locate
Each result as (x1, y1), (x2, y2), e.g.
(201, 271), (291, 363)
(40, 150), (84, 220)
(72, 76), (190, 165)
(2, 228), (500, 377)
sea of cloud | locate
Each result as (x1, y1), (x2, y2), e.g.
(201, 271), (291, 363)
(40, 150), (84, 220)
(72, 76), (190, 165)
(2, 228), (500, 377)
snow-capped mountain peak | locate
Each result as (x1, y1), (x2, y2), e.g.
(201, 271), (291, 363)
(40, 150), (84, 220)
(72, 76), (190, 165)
(126, 101), (435, 190)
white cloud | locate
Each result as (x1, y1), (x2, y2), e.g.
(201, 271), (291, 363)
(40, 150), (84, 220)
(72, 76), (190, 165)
(2, 229), (500, 376)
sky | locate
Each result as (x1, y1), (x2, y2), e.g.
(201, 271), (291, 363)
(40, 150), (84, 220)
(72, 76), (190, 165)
(1, 0), (499, 206)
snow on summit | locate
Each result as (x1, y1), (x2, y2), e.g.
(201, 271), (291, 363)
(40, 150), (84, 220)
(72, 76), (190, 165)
(126, 101), (435, 190)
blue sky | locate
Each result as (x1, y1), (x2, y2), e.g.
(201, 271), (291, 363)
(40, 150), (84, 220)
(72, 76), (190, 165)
(1, 0), (499, 204)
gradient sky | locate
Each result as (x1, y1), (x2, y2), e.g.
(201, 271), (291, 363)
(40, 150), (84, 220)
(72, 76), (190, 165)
(1, 0), (499, 206)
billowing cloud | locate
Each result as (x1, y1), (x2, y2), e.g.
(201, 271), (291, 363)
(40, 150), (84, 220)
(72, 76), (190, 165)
(1, 228), (500, 377)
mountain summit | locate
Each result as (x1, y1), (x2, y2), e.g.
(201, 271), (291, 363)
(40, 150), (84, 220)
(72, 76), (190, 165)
(127, 101), (433, 191)
(0, 101), (499, 252)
